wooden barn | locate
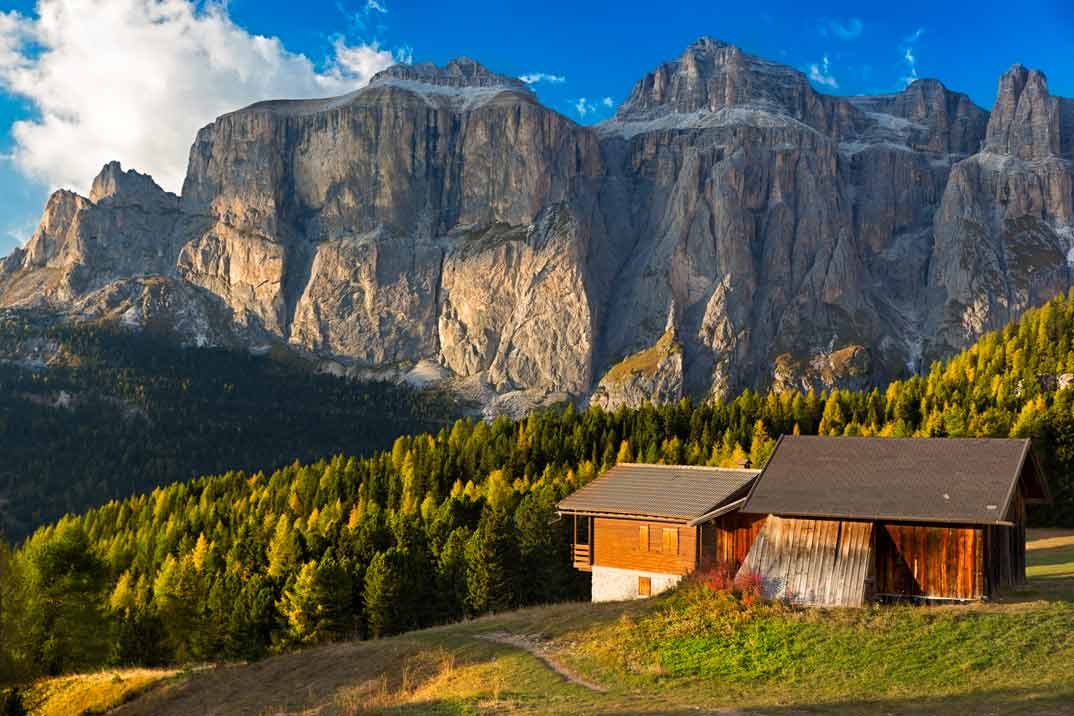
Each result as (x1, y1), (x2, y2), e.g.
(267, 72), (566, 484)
(738, 436), (1051, 606)
(557, 463), (763, 602)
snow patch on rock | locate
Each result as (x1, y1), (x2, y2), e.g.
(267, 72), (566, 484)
(596, 106), (818, 139)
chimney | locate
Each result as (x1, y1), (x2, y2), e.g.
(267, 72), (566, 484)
(736, 457), (752, 469)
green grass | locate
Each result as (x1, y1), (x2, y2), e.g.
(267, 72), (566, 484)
(45, 531), (1074, 716)
(602, 330), (681, 382)
(1026, 529), (1074, 581)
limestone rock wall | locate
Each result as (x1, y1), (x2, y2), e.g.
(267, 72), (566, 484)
(3, 42), (1073, 413)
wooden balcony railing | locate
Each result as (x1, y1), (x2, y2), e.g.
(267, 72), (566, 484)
(572, 543), (592, 572)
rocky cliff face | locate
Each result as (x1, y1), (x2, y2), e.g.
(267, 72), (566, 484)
(926, 65), (1074, 357)
(2, 40), (1072, 413)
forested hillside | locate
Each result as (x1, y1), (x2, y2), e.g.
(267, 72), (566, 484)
(0, 312), (460, 539)
(4, 291), (1074, 683)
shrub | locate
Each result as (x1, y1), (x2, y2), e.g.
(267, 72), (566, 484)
(690, 562), (764, 603)
(0, 688), (27, 716)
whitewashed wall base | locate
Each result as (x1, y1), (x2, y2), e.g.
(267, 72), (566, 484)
(590, 565), (682, 602)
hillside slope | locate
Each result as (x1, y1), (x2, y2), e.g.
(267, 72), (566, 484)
(30, 530), (1074, 716)
(6, 290), (1074, 686)
(0, 311), (460, 539)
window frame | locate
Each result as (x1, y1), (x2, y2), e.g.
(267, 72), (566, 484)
(638, 575), (651, 597)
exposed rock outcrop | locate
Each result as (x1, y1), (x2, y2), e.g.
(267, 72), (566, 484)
(0, 163), (191, 309)
(590, 326), (684, 412)
(3, 41), (1073, 414)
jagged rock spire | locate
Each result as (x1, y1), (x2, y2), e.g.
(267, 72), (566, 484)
(985, 64), (1066, 160)
(89, 161), (178, 211)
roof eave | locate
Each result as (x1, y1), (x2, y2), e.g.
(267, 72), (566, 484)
(745, 509), (1015, 528)
(686, 496), (749, 526)
(741, 433), (784, 513)
(1027, 446), (1054, 505)
(555, 508), (691, 524)
(998, 439), (1031, 520)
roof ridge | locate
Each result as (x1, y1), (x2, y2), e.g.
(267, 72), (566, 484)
(785, 435), (1029, 443)
(744, 434), (1037, 525)
(616, 462), (761, 473)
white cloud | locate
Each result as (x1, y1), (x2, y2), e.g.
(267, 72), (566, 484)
(341, 0), (389, 32)
(520, 72), (566, 85)
(808, 54), (839, 89)
(570, 96), (615, 120)
(394, 44), (414, 65)
(573, 98), (595, 118)
(0, 0), (400, 195)
(900, 28), (924, 86)
(5, 220), (35, 247)
(826, 18), (863, 40)
(901, 48), (919, 85)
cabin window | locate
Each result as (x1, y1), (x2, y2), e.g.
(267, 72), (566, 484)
(638, 525), (649, 551)
(662, 527), (679, 555)
(638, 576), (651, 597)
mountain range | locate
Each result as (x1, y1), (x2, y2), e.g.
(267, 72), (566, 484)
(2, 37), (1072, 414)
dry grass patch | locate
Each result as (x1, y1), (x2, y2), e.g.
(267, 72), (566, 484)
(29, 668), (178, 716)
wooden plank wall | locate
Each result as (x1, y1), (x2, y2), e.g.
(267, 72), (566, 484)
(700, 513), (767, 570)
(592, 518), (697, 575)
(986, 491), (1027, 591)
(874, 523), (984, 600)
(736, 516), (874, 607)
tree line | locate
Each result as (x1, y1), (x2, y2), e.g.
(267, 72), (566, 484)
(0, 312), (459, 539)
(4, 289), (1074, 684)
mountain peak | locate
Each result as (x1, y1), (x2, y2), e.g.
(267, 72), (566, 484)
(370, 57), (530, 94)
(684, 36), (738, 53)
(89, 161), (178, 211)
(986, 63), (1066, 160)
(612, 37), (821, 127)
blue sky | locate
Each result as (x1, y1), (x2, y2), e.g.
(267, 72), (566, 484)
(1, 0), (1072, 257)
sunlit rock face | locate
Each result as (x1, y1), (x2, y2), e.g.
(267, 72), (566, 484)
(3, 42), (1073, 412)
(926, 65), (1074, 358)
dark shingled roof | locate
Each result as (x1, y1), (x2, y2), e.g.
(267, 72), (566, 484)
(743, 436), (1047, 525)
(557, 463), (759, 522)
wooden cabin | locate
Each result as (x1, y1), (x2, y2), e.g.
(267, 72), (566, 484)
(737, 436), (1051, 606)
(557, 463), (764, 602)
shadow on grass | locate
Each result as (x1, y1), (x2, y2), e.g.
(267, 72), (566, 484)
(991, 559), (1074, 603)
(374, 685), (1074, 716)
(749, 686), (1074, 716)
(1026, 543), (1074, 569)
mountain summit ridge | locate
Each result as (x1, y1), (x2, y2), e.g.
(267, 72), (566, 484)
(2, 39), (1072, 415)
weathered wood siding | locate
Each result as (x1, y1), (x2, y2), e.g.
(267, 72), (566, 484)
(700, 513), (767, 569)
(592, 518), (697, 575)
(986, 491), (1027, 591)
(874, 523), (984, 600)
(737, 516), (874, 607)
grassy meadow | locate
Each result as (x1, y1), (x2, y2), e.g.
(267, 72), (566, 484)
(27, 530), (1074, 716)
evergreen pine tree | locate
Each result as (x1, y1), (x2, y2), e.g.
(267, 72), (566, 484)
(363, 548), (407, 638)
(435, 527), (471, 623)
(464, 508), (519, 615)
